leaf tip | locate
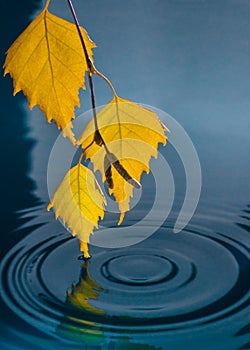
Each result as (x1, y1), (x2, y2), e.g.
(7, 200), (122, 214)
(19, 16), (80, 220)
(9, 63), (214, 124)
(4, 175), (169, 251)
(13, 84), (21, 96)
(3, 67), (9, 77)
(62, 124), (76, 145)
(47, 203), (52, 211)
(118, 212), (125, 226)
(79, 240), (90, 258)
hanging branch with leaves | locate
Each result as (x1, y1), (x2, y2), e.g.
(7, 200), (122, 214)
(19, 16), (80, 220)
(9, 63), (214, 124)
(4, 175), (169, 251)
(4, 0), (169, 259)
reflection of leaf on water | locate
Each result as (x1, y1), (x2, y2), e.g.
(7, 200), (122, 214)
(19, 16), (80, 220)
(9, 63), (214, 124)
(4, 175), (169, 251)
(65, 261), (104, 315)
(56, 261), (105, 345)
(57, 262), (157, 349)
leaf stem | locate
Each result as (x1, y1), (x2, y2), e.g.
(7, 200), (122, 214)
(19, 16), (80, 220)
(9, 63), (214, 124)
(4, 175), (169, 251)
(66, 0), (118, 100)
(45, 0), (51, 10)
(66, 0), (101, 134)
(78, 152), (84, 164)
(93, 68), (118, 98)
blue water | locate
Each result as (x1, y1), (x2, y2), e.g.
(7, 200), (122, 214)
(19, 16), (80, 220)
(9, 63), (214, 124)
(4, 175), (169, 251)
(1, 1), (250, 349)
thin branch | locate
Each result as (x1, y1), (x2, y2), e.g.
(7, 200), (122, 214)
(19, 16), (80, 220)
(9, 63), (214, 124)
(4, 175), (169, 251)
(66, 0), (140, 189)
(93, 67), (118, 98)
(66, 0), (110, 157)
(66, 1), (101, 134)
(66, 0), (92, 71)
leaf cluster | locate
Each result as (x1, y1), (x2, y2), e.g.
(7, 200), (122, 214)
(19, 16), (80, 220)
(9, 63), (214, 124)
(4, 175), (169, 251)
(4, 0), (168, 258)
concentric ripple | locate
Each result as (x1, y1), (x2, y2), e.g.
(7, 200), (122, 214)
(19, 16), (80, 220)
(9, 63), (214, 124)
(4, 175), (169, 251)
(101, 254), (177, 286)
(1, 221), (250, 347)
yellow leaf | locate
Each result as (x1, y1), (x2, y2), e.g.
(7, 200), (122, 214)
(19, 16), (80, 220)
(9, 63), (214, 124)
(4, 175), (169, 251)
(47, 163), (106, 258)
(3, 2), (95, 143)
(77, 97), (168, 224)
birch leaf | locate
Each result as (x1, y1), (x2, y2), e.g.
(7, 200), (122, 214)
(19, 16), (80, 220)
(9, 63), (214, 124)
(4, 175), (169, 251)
(77, 97), (168, 224)
(47, 163), (106, 258)
(3, 3), (95, 143)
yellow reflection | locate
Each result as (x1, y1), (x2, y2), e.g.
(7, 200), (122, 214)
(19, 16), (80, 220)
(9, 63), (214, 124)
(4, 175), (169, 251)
(57, 261), (157, 349)
(56, 260), (105, 344)
(66, 260), (105, 315)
